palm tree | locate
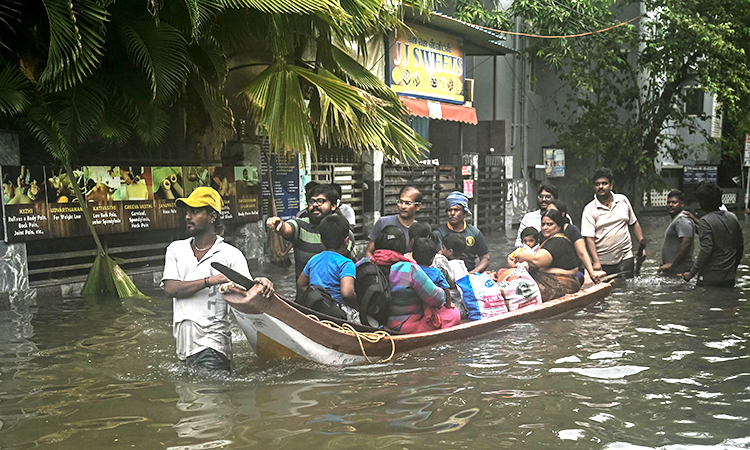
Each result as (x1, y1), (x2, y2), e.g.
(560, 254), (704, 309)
(0, 0), (433, 296)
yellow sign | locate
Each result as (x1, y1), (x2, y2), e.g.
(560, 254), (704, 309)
(389, 25), (465, 104)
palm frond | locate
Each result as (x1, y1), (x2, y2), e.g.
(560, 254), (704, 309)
(22, 107), (72, 162)
(39, 0), (109, 91)
(0, 0), (22, 50)
(221, 0), (341, 15)
(0, 59), (33, 116)
(187, 72), (235, 146)
(121, 21), (188, 104)
(330, 44), (403, 107)
(54, 82), (109, 144)
(133, 106), (170, 146)
(240, 61), (316, 155)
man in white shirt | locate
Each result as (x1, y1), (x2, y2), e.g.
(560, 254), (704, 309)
(515, 183), (569, 248)
(162, 187), (274, 371)
(581, 167), (646, 279)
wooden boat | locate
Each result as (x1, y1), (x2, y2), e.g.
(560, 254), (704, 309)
(222, 280), (614, 366)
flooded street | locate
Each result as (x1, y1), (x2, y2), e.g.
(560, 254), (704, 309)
(1, 214), (749, 449)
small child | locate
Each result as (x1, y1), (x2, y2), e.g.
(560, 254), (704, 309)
(507, 227), (541, 267)
(297, 214), (359, 323)
(412, 237), (453, 308)
(441, 233), (469, 319)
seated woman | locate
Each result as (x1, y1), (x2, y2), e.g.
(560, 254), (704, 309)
(366, 225), (460, 333)
(546, 200), (601, 285)
(511, 209), (581, 301)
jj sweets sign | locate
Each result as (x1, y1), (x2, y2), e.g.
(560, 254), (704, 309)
(389, 24), (465, 104)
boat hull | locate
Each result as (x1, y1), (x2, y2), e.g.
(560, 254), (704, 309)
(230, 282), (613, 366)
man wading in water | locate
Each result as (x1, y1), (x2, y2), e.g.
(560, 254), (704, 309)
(162, 187), (274, 371)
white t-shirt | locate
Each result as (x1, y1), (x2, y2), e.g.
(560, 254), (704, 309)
(161, 236), (250, 361)
(581, 193), (638, 265)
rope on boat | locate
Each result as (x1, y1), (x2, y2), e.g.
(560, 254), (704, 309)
(306, 315), (396, 363)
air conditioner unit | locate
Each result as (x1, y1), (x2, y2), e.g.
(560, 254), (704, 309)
(464, 78), (475, 105)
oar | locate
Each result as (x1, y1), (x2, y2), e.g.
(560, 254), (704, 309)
(600, 271), (628, 282)
(211, 262), (256, 290)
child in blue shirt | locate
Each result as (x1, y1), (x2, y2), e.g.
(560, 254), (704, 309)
(297, 214), (359, 322)
(412, 237), (453, 309)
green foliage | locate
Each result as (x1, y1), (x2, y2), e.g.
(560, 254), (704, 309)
(453, 0), (510, 30)
(509, 0), (750, 189)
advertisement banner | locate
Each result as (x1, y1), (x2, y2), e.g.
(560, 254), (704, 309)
(389, 25), (465, 104)
(1, 166), (50, 240)
(2, 163), (263, 243)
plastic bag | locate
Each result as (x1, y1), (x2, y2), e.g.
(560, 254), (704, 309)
(497, 263), (543, 311)
(456, 272), (508, 321)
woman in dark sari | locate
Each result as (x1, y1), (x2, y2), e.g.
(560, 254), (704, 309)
(511, 209), (581, 301)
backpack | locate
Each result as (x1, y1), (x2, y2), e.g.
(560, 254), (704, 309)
(355, 260), (392, 328)
(297, 285), (347, 320)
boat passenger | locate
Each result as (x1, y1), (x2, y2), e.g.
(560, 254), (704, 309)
(441, 233), (469, 319)
(507, 227), (541, 267)
(546, 200), (601, 284)
(433, 191), (491, 273)
(266, 183), (356, 288)
(412, 237), (453, 310)
(365, 186), (422, 256)
(406, 222), (454, 289)
(297, 214), (360, 323)
(366, 226), (460, 334)
(511, 209), (581, 301)
(515, 183), (569, 248)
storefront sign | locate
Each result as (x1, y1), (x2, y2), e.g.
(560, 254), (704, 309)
(1, 164), (263, 243)
(389, 25), (465, 104)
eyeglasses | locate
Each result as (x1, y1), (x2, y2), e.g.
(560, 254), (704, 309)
(538, 194), (553, 200)
(309, 197), (329, 206)
(397, 199), (421, 206)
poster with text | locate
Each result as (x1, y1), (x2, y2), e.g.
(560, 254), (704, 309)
(234, 166), (260, 222)
(2, 166), (50, 241)
(261, 153), (300, 220)
(45, 166), (90, 238)
(152, 166), (184, 230)
(119, 166), (155, 232)
(84, 166), (125, 235)
(210, 166), (236, 221)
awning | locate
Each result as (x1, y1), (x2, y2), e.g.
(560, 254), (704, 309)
(400, 96), (478, 125)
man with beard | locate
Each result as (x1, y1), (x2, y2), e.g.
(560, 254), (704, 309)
(267, 183), (356, 282)
(162, 187), (274, 371)
(515, 183), (568, 248)
(365, 186), (422, 257)
(581, 167), (646, 278)
(657, 190), (695, 276)
(433, 191), (490, 273)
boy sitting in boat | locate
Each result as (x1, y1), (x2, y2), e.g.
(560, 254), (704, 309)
(441, 233), (469, 319)
(297, 214), (360, 323)
(412, 237), (453, 310)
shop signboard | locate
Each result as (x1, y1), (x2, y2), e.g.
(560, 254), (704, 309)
(389, 24), (465, 104)
(1, 164), (262, 243)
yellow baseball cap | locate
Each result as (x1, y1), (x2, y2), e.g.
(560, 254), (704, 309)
(176, 187), (223, 212)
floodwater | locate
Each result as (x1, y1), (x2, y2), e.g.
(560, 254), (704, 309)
(1, 214), (749, 449)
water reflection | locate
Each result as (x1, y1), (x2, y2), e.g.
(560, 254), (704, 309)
(0, 214), (748, 449)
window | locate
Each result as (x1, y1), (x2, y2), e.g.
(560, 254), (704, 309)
(685, 87), (704, 116)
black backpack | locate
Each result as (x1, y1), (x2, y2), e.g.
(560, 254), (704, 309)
(297, 285), (347, 320)
(355, 261), (392, 328)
